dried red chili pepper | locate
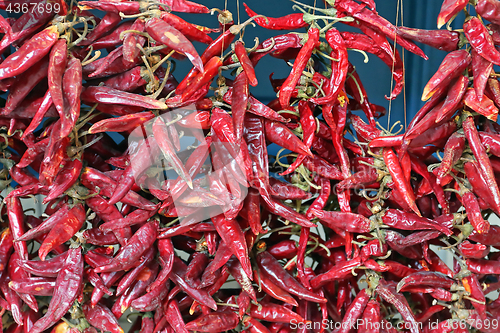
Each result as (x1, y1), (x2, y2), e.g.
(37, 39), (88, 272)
(465, 17), (500, 66)
(396, 26), (461, 52)
(95, 221), (158, 273)
(437, 0), (468, 28)
(30, 247), (83, 333)
(421, 49), (471, 101)
(0, 25), (59, 80)
(279, 28), (319, 108)
(383, 148), (421, 216)
(257, 251), (326, 303)
(146, 17), (203, 72)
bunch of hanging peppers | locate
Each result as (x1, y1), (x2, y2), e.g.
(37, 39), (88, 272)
(1, 0), (500, 332)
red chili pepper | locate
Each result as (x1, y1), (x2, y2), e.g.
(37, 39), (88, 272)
(312, 209), (373, 233)
(381, 209), (452, 235)
(83, 302), (123, 333)
(279, 28), (319, 108)
(146, 17), (203, 72)
(30, 247), (83, 333)
(79, 0), (141, 14)
(257, 251), (327, 303)
(311, 28), (349, 104)
(396, 26), (461, 51)
(82, 86), (167, 110)
(472, 49), (493, 101)
(383, 148), (421, 216)
(176, 29), (235, 94)
(159, 0), (209, 13)
(95, 221), (158, 273)
(338, 288), (371, 333)
(465, 17), (500, 66)
(177, 56), (223, 104)
(435, 131), (465, 184)
(249, 302), (305, 323)
(463, 88), (499, 121)
(421, 49), (471, 101)
(79, 12), (121, 46)
(211, 214), (252, 278)
(170, 256), (217, 310)
(243, 3), (307, 30)
(161, 12), (212, 44)
(0, 25), (59, 80)
(81, 167), (156, 211)
(463, 114), (500, 212)
(233, 41), (258, 86)
(47, 38), (67, 117)
(310, 256), (363, 289)
(437, 0), (469, 28)
(37, 203), (86, 261)
(5, 197), (28, 261)
(2, 57), (49, 115)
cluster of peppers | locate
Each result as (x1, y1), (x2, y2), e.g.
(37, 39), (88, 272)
(1, 0), (500, 332)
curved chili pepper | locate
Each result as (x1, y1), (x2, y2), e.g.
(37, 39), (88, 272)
(397, 272), (456, 292)
(279, 28), (319, 108)
(145, 17), (203, 72)
(184, 311), (239, 332)
(463, 114), (500, 212)
(396, 26), (460, 52)
(30, 247), (83, 333)
(176, 29), (235, 94)
(170, 256), (217, 310)
(5, 197), (28, 261)
(312, 209), (373, 233)
(95, 221), (158, 273)
(83, 302), (123, 333)
(243, 3), (307, 30)
(0, 25), (59, 80)
(437, 0), (468, 28)
(465, 17), (500, 66)
(383, 148), (421, 216)
(159, 0), (209, 13)
(249, 302), (305, 323)
(421, 49), (471, 101)
(381, 209), (452, 235)
(311, 28), (348, 104)
(2, 57), (49, 115)
(257, 251), (327, 303)
(38, 203), (86, 261)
